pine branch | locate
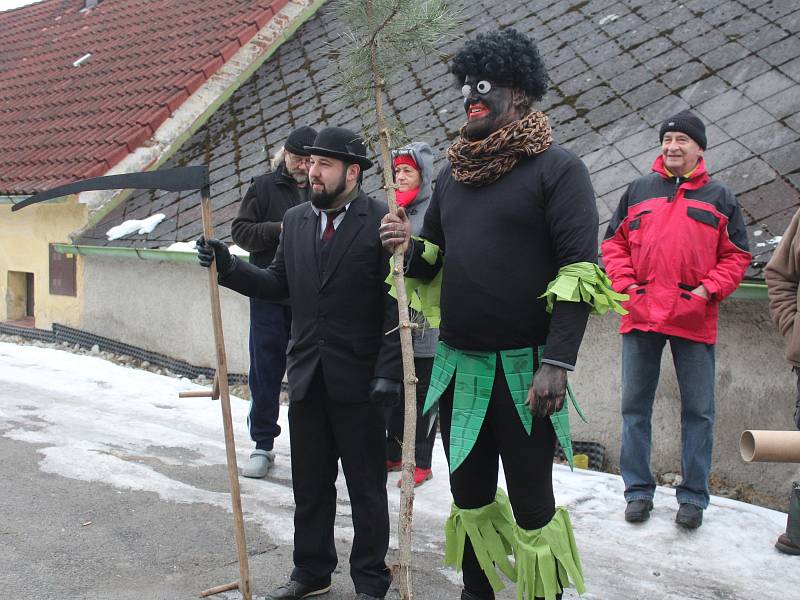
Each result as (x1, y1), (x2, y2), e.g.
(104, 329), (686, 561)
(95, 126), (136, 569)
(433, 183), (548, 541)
(326, 2), (462, 598)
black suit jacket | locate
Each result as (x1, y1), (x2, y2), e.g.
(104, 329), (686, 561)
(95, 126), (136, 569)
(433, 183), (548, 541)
(220, 191), (402, 403)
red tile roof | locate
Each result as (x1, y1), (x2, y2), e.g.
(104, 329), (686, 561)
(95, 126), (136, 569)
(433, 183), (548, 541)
(0, 0), (289, 195)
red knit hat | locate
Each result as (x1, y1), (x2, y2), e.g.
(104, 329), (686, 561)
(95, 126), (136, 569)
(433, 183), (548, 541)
(393, 153), (419, 172)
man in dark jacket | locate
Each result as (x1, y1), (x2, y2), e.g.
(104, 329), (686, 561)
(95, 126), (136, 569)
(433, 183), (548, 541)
(602, 111), (751, 529)
(379, 29), (624, 600)
(231, 125), (316, 478)
(198, 127), (401, 600)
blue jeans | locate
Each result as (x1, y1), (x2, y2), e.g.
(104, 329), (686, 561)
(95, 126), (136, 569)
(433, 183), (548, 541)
(248, 299), (291, 451)
(620, 330), (715, 509)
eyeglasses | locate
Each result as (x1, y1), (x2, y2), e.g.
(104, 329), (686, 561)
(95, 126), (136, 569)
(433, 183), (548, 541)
(284, 150), (311, 167)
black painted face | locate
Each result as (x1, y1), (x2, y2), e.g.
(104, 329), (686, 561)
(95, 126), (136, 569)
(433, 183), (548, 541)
(461, 75), (518, 141)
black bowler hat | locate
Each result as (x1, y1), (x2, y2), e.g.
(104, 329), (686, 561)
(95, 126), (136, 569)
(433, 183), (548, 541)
(659, 110), (707, 150)
(305, 126), (373, 170)
(284, 125), (317, 156)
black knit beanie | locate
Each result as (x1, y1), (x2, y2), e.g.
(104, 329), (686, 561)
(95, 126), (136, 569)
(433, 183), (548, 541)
(284, 125), (318, 155)
(659, 110), (707, 150)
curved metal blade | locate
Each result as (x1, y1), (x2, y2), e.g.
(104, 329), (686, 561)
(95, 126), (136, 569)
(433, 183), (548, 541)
(11, 166), (209, 212)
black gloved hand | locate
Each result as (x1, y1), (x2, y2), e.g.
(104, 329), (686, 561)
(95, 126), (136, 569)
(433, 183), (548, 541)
(369, 377), (402, 406)
(196, 236), (234, 276)
(526, 363), (567, 418)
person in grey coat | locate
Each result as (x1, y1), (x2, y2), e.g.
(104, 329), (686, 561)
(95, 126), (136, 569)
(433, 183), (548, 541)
(385, 141), (440, 487)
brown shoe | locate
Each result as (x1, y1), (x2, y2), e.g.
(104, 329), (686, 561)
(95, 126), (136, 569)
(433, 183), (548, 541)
(775, 532), (800, 555)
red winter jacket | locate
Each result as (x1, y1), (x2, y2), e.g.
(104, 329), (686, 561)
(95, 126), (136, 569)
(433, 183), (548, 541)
(601, 156), (751, 344)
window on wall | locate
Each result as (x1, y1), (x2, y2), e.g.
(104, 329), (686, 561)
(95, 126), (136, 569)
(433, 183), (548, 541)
(49, 244), (76, 297)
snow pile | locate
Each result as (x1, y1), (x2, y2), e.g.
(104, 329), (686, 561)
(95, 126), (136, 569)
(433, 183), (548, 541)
(106, 213), (166, 240)
(1, 341), (798, 599)
(598, 14), (619, 26)
(163, 240), (197, 252)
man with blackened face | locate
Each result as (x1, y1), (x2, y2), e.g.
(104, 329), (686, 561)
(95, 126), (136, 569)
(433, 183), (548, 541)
(461, 76), (528, 141)
(380, 29), (623, 600)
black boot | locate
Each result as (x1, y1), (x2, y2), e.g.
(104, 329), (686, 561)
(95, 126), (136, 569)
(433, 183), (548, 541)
(776, 481), (800, 555)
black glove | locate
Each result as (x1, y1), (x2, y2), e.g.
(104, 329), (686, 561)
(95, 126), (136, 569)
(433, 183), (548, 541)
(526, 363), (567, 418)
(196, 236), (234, 276)
(369, 377), (402, 406)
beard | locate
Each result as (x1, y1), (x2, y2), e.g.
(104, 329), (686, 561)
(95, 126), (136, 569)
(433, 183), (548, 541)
(286, 166), (309, 187)
(310, 170), (348, 210)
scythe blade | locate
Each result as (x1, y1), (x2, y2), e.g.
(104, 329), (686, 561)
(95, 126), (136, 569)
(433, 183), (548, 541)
(11, 166), (209, 211)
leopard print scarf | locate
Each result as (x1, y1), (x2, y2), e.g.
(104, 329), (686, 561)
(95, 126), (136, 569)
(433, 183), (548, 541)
(448, 111), (553, 186)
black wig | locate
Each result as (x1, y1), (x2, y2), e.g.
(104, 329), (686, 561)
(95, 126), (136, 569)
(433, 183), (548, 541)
(451, 28), (549, 101)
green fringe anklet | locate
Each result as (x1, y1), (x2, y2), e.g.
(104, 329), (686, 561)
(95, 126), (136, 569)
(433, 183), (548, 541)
(444, 488), (517, 591)
(514, 507), (585, 600)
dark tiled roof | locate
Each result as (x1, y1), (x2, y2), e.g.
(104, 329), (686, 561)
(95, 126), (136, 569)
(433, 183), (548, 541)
(77, 0), (800, 279)
(0, 0), (289, 195)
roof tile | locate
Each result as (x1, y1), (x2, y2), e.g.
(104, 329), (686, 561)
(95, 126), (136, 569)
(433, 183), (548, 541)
(73, 0), (800, 283)
(0, 0), (286, 195)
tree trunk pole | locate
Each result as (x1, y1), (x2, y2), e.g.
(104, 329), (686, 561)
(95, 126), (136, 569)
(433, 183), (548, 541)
(199, 185), (252, 600)
(366, 3), (418, 598)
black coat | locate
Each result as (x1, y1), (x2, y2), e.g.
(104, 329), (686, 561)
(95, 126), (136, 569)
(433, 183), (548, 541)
(231, 164), (306, 269)
(220, 191), (402, 403)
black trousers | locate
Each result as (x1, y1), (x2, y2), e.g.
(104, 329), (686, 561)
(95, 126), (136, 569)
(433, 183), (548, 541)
(288, 366), (390, 597)
(248, 299), (291, 451)
(386, 356), (438, 468)
(440, 356), (558, 600)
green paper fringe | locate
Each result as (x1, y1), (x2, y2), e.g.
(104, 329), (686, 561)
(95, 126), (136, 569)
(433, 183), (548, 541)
(539, 262), (629, 316)
(444, 489), (518, 592)
(515, 507), (586, 600)
(386, 236), (443, 327)
(449, 350), (496, 473)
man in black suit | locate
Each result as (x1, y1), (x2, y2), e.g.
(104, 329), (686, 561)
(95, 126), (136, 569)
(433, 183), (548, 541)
(198, 127), (401, 600)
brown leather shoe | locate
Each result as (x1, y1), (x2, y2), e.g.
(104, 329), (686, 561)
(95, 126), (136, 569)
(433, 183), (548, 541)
(775, 532), (800, 555)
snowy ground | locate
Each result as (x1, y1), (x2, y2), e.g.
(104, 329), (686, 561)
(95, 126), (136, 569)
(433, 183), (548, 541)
(1, 341), (798, 599)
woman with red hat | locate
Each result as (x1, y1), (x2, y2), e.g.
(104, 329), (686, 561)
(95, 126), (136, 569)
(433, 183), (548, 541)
(386, 141), (439, 488)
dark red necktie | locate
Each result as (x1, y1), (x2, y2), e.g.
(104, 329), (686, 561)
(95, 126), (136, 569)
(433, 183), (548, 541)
(322, 208), (344, 243)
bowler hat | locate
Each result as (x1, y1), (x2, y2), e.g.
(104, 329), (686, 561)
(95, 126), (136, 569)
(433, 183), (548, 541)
(284, 125), (317, 156)
(305, 127), (373, 170)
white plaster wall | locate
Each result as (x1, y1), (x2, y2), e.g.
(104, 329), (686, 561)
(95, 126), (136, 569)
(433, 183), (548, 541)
(79, 257), (799, 500)
(570, 298), (800, 501)
(81, 256), (250, 373)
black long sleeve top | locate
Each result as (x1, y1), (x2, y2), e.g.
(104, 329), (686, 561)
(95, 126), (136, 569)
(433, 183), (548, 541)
(406, 144), (599, 369)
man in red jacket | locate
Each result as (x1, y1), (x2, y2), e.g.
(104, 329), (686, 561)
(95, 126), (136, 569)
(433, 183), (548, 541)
(602, 111), (751, 529)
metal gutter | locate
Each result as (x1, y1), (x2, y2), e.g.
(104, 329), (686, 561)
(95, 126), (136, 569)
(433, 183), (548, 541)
(1, 195), (30, 205)
(730, 281), (768, 301)
(52, 243), (249, 264)
(53, 242), (766, 300)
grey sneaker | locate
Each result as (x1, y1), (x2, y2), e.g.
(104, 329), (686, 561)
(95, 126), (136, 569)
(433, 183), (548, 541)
(241, 449), (275, 478)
